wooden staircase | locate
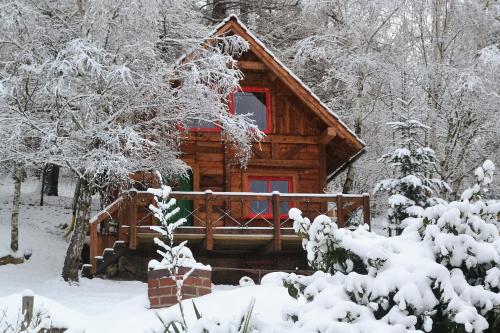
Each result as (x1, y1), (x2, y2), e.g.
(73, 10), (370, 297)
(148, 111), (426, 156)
(82, 240), (127, 278)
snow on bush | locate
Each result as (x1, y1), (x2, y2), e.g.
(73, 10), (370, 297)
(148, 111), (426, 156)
(147, 175), (209, 273)
(286, 160), (500, 332)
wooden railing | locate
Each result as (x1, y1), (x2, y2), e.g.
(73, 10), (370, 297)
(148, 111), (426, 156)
(88, 190), (370, 274)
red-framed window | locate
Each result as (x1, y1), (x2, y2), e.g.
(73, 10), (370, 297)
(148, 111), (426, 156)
(230, 87), (272, 134)
(247, 176), (293, 218)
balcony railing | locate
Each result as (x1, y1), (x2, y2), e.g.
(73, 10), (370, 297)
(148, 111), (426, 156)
(87, 190), (370, 274)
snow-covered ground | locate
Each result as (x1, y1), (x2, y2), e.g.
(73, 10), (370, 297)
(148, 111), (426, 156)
(0, 177), (294, 332)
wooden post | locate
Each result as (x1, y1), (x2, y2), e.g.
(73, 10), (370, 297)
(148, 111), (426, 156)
(272, 192), (281, 252)
(363, 193), (371, 230)
(21, 294), (34, 331)
(223, 146), (231, 227)
(336, 194), (345, 228)
(90, 222), (98, 274)
(318, 144), (328, 214)
(205, 190), (214, 251)
(129, 190), (138, 250)
(118, 197), (127, 242)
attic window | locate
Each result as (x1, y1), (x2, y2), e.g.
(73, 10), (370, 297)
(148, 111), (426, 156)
(230, 87), (271, 133)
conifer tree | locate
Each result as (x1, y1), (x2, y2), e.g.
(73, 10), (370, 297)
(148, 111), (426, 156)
(375, 99), (449, 236)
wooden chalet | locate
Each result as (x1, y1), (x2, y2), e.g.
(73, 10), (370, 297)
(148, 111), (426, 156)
(82, 16), (369, 283)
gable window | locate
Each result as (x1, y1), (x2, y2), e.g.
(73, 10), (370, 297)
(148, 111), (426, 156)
(247, 176), (292, 218)
(230, 87), (271, 133)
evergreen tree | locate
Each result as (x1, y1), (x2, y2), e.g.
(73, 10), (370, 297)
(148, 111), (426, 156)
(375, 99), (449, 236)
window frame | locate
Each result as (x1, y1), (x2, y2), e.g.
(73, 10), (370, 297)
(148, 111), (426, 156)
(246, 175), (293, 219)
(229, 86), (272, 134)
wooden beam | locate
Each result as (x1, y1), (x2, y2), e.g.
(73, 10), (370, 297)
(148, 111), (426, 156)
(183, 133), (320, 145)
(129, 190), (138, 250)
(319, 127), (337, 145)
(223, 146), (231, 226)
(363, 193), (371, 230)
(336, 195), (345, 228)
(90, 222), (98, 275)
(204, 191), (214, 251)
(272, 192), (282, 252)
(238, 60), (265, 71)
(282, 144), (305, 160)
(265, 135), (318, 145)
(248, 159), (319, 168)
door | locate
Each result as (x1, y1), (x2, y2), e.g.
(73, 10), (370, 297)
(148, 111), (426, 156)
(176, 170), (194, 226)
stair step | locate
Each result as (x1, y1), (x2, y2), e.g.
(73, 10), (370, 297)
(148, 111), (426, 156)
(91, 240), (129, 276)
(81, 264), (92, 279)
(113, 241), (126, 252)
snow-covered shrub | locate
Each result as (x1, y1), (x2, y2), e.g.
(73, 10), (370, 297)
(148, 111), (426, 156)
(286, 161), (500, 332)
(374, 99), (450, 236)
(147, 173), (209, 328)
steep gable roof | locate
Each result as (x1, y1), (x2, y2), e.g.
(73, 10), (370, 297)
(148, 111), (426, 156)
(182, 15), (365, 178)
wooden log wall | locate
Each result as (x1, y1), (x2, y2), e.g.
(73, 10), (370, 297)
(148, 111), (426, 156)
(179, 49), (332, 227)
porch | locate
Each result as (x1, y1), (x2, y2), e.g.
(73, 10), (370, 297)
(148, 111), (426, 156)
(82, 190), (371, 279)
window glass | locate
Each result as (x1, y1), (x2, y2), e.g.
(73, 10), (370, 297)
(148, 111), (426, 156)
(250, 179), (268, 192)
(250, 179), (268, 214)
(248, 177), (292, 216)
(271, 180), (290, 214)
(233, 91), (268, 131)
(271, 180), (289, 193)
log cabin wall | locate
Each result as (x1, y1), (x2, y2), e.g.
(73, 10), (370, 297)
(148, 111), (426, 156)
(179, 49), (330, 224)
(180, 50), (327, 193)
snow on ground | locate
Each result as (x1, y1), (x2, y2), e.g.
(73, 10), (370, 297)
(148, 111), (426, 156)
(0, 177), (294, 332)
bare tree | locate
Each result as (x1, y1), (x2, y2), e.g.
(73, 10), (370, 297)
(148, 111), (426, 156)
(1, 0), (262, 282)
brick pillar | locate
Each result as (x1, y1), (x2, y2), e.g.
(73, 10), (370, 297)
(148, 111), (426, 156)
(148, 267), (212, 309)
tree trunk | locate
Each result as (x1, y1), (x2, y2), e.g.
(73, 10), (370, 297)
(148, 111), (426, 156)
(211, 0), (227, 21)
(43, 164), (59, 196)
(62, 179), (91, 282)
(10, 163), (23, 253)
(342, 111), (362, 193)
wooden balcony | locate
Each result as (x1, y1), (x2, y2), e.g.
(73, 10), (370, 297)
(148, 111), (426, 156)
(85, 190), (370, 276)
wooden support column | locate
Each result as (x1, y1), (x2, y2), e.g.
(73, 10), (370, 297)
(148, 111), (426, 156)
(118, 196), (127, 242)
(129, 190), (138, 250)
(223, 145), (230, 226)
(319, 144), (327, 213)
(272, 192), (282, 252)
(336, 194), (345, 228)
(363, 193), (371, 230)
(204, 190), (214, 251)
(90, 222), (98, 274)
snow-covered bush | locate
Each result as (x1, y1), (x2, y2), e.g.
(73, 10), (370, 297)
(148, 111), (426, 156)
(286, 161), (500, 332)
(374, 99), (450, 236)
(147, 173), (210, 328)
